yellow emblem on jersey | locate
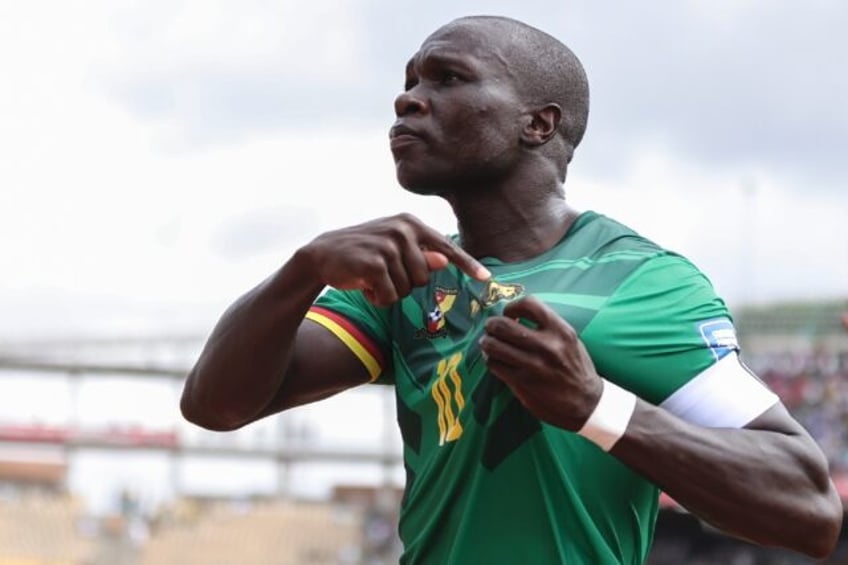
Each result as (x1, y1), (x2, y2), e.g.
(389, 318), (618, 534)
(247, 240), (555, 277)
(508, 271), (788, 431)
(479, 280), (525, 308)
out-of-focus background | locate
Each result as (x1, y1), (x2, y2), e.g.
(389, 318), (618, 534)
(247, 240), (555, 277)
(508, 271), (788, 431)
(1, 1), (846, 563)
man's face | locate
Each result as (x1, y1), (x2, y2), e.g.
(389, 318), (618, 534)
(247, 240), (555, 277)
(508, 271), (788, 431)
(389, 22), (526, 195)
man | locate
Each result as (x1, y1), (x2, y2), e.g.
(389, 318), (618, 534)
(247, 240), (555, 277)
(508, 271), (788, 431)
(181, 15), (842, 563)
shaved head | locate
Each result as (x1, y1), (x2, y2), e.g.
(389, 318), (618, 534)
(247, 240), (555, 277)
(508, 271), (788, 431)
(437, 16), (590, 168)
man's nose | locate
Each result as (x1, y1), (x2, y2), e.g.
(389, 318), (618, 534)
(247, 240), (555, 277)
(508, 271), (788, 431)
(394, 88), (429, 117)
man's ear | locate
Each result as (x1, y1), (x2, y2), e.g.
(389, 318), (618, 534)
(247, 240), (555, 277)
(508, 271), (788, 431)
(521, 104), (562, 146)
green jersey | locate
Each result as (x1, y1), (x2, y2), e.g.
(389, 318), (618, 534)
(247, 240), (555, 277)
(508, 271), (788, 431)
(307, 211), (755, 564)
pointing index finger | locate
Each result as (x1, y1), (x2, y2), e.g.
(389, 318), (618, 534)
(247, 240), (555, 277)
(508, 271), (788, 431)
(424, 234), (490, 281)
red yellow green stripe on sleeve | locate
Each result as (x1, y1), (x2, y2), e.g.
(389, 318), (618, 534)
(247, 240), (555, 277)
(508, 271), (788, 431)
(305, 306), (386, 382)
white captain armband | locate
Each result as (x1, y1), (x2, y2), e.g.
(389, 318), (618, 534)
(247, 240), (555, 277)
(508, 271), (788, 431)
(660, 351), (779, 428)
(578, 378), (637, 451)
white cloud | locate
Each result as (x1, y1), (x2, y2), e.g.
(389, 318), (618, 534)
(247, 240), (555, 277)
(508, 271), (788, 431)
(104, 1), (365, 82)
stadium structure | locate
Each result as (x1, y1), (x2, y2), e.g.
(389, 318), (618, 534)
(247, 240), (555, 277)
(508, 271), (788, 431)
(0, 299), (846, 564)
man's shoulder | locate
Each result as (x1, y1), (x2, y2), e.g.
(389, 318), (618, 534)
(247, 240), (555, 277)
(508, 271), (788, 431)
(569, 211), (664, 254)
(543, 210), (670, 271)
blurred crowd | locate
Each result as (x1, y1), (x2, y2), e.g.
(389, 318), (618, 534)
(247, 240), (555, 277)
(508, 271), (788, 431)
(748, 349), (848, 473)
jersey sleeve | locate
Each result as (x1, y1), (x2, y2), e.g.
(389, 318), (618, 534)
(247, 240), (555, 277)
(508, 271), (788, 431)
(306, 288), (394, 384)
(580, 254), (776, 424)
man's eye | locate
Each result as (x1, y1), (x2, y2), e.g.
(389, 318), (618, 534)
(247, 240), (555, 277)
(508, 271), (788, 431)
(404, 79), (418, 91)
(440, 71), (461, 84)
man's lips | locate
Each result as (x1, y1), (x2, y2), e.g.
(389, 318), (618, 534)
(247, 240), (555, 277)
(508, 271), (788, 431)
(389, 124), (426, 150)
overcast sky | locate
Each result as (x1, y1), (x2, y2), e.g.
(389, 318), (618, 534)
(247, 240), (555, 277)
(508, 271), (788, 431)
(1, 0), (847, 516)
(2, 0), (846, 342)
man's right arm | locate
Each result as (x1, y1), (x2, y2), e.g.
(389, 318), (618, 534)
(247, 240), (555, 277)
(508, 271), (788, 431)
(180, 249), (370, 431)
(180, 213), (490, 432)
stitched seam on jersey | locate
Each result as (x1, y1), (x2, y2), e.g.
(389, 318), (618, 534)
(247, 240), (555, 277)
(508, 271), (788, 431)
(494, 250), (661, 281)
(531, 292), (607, 310)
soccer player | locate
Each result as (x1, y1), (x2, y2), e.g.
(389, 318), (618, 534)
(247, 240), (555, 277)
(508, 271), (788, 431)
(181, 15), (842, 563)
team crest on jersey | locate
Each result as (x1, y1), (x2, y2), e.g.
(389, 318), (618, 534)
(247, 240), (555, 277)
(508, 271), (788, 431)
(416, 287), (458, 339)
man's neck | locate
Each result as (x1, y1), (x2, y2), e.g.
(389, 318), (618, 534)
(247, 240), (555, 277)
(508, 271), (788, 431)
(448, 187), (579, 263)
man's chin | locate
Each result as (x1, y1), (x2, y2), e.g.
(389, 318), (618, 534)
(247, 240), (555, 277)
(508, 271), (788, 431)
(399, 182), (445, 197)
(396, 170), (448, 196)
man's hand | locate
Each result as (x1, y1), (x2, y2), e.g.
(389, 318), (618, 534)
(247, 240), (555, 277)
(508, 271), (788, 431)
(303, 213), (490, 306)
(480, 297), (842, 559)
(479, 295), (603, 431)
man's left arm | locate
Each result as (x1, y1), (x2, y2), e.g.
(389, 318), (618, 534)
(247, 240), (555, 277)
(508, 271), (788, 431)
(614, 394), (841, 558)
(480, 295), (842, 560)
